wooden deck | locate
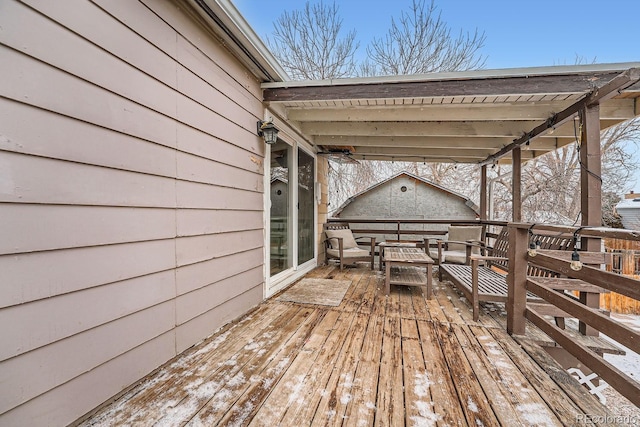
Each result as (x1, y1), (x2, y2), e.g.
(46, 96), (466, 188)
(79, 265), (616, 426)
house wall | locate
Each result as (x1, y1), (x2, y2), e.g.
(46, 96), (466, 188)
(336, 175), (477, 240)
(0, 1), (266, 425)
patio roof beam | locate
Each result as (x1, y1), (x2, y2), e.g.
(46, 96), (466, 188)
(263, 71), (624, 102)
(315, 135), (518, 149)
(480, 68), (640, 166)
(351, 147), (524, 159)
(349, 154), (497, 163)
(287, 100), (636, 122)
(302, 120), (576, 138)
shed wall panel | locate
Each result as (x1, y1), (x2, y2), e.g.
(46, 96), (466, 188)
(0, 0), (266, 424)
(337, 174), (477, 240)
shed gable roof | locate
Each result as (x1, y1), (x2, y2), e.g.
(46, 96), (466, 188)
(334, 171), (478, 217)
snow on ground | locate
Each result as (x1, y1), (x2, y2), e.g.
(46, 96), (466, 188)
(603, 313), (640, 380)
(599, 313), (640, 420)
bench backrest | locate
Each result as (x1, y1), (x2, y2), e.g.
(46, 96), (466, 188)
(488, 227), (574, 276)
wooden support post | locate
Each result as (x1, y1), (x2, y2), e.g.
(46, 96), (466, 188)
(480, 165), (487, 221)
(512, 147), (522, 222)
(579, 103), (602, 336)
(507, 224), (528, 335)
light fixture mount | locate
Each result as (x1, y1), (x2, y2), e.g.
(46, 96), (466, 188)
(257, 120), (279, 144)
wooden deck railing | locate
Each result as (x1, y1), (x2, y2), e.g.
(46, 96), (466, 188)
(327, 217), (507, 244)
(507, 223), (640, 407)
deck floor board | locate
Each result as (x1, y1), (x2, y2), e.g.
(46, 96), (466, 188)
(80, 266), (616, 427)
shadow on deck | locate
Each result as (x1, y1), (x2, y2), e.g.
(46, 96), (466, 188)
(80, 265), (614, 426)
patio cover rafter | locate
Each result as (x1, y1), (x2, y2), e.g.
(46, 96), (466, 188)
(262, 64), (640, 164)
(481, 67), (640, 166)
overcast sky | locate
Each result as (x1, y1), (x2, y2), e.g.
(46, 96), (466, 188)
(233, 0), (640, 189)
(233, 0), (640, 69)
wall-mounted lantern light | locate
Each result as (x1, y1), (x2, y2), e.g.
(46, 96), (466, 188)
(257, 120), (279, 144)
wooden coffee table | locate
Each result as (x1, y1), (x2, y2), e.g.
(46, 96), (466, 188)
(384, 247), (433, 298)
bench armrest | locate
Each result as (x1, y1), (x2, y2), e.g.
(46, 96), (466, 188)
(355, 235), (376, 245)
(470, 255), (508, 262)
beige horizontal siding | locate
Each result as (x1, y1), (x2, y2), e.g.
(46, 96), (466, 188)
(175, 284), (263, 354)
(175, 229), (264, 267)
(176, 180), (264, 209)
(0, 100), (178, 177)
(0, 330), (176, 427)
(176, 209), (263, 237)
(0, 0), (267, 424)
(0, 301), (176, 413)
(0, 151), (178, 206)
(176, 266), (263, 325)
(176, 247), (263, 295)
(0, 204), (176, 255)
(0, 240), (177, 308)
(0, 272), (176, 361)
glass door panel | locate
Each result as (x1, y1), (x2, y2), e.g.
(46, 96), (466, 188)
(270, 142), (291, 276)
(298, 150), (315, 264)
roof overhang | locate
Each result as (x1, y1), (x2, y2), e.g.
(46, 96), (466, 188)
(262, 63), (640, 164)
(183, 0), (288, 81)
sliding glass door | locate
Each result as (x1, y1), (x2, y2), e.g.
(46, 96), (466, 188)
(270, 142), (292, 276)
(269, 142), (315, 278)
(298, 149), (315, 264)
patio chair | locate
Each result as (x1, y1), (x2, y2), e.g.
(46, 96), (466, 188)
(427, 225), (483, 265)
(323, 222), (376, 270)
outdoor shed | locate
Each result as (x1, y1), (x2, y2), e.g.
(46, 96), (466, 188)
(334, 171), (478, 240)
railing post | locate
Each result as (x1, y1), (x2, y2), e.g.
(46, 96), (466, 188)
(507, 223), (528, 335)
(579, 103), (602, 336)
(396, 221), (400, 241)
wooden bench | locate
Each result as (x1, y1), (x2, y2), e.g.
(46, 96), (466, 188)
(438, 228), (622, 357)
(439, 228), (578, 321)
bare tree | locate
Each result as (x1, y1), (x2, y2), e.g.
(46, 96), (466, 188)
(491, 118), (640, 225)
(362, 0), (486, 76)
(266, 1), (359, 80)
(266, 0), (487, 210)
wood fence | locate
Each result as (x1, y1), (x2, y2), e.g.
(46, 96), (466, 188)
(603, 238), (640, 314)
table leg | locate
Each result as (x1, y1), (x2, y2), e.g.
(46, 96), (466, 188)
(385, 260), (391, 295)
(426, 264), (432, 299)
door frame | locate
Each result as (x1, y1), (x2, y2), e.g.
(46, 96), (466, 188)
(264, 124), (318, 298)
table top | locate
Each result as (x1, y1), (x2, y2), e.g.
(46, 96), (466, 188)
(379, 241), (419, 248)
(384, 247), (433, 263)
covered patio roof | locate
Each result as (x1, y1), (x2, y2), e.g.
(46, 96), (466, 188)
(263, 63), (640, 164)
